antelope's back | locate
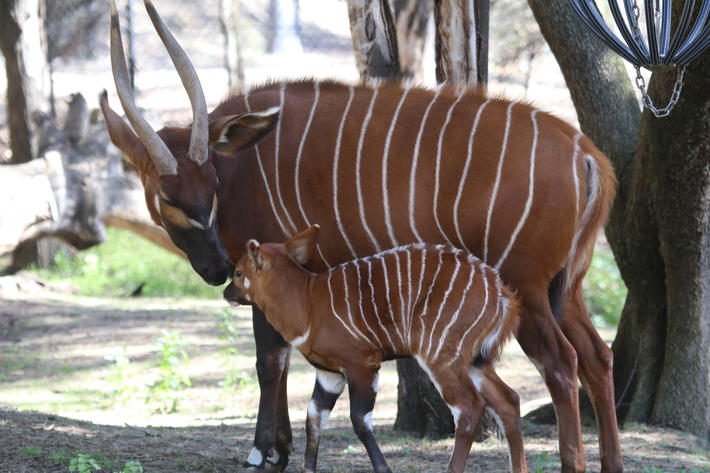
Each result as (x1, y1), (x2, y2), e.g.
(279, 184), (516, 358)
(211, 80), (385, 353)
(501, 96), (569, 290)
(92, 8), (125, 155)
(216, 80), (608, 289)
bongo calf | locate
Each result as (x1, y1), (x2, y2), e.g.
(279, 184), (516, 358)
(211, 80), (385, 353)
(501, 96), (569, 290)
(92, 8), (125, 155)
(223, 225), (526, 473)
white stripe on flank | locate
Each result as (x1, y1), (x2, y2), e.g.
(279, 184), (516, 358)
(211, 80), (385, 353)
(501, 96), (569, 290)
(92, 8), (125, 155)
(274, 83), (298, 234)
(327, 270), (370, 343)
(433, 91), (465, 247)
(453, 100), (491, 251)
(356, 86), (383, 253)
(453, 265), (491, 362)
(483, 101), (515, 263)
(495, 109), (540, 270)
(382, 86), (411, 248)
(366, 259), (398, 352)
(394, 251), (407, 343)
(432, 263), (476, 360)
(425, 257), (461, 358)
(481, 284), (507, 357)
(333, 85), (358, 258)
(244, 93), (290, 237)
(355, 263), (384, 350)
(418, 248), (444, 352)
(409, 87), (443, 243)
(341, 265), (377, 346)
(571, 132), (582, 222)
(409, 247), (426, 345)
(380, 256), (407, 349)
(405, 248), (413, 344)
(290, 326), (310, 348)
(294, 81), (320, 228)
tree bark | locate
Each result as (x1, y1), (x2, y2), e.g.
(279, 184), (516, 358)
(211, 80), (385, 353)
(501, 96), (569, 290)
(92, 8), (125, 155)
(220, 0), (245, 89)
(529, 0), (710, 437)
(389, 0), (432, 80)
(0, 0), (49, 163)
(347, 0), (401, 80)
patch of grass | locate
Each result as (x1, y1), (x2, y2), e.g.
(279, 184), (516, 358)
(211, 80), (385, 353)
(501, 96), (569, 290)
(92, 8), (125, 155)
(215, 309), (257, 392)
(643, 468), (709, 473)
(145, 331), (192, 413)
(15, 446), (43, 455)
(33, 228), (223, 298)
(531, 451), (557, 473)
(584, 243), (627, 327)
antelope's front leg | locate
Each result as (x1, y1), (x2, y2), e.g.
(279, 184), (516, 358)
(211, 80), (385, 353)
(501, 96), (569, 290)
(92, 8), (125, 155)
(347, 369), (391, 473)
(301, 369), (346, 473)
(246, 307), (292, 472)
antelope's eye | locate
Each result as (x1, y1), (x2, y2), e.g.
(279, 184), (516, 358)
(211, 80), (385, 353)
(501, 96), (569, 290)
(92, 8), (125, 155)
(234, 271), (243, 279)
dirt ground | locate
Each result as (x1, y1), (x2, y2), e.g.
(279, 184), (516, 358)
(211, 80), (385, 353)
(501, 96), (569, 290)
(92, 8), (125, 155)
(0, 283), (708, 473)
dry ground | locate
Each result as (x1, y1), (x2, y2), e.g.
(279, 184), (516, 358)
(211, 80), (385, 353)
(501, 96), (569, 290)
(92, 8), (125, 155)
(0, 286), (708, 473)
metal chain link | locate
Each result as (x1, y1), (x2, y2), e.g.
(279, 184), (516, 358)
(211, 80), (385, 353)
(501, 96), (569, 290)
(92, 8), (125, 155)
(630, 0), (685, 117)
(634, 65), (686, 117)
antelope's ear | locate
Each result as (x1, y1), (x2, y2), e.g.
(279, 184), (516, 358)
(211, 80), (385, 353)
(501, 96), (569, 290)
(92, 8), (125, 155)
(247, 239), (265, 271)
(209, 106), (280, 155)
(285, 224), (320, 265)
(99, 90), (153, 175)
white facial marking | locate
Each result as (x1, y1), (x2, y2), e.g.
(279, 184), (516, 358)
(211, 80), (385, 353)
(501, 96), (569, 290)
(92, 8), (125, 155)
(245, 294), (251, 302)
(290, 326), (310, 348)
(316, 369), (346, 394)
(187, 217), (206, 230)
(372, 373), (379, 393)
(208, 195), (217, 227)
(153, 194), (160, 213)
(364, 411), (374, 431)
(244, 277), (251, 289)
(247, 447), (263, 466)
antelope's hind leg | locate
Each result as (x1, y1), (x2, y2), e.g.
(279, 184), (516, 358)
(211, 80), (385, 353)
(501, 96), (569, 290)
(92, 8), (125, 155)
(346, 368), (391, 473)
(301, 369), (346, 473)
(560, 285), (623, 473)
(247, 307), (293, 472)
(471, 364), (528, 473)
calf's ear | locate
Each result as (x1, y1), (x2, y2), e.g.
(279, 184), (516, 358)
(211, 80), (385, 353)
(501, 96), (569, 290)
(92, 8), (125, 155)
(285, 224), (320, 265)
(247, 239), (265, 271)
(209, 106), (280, 155)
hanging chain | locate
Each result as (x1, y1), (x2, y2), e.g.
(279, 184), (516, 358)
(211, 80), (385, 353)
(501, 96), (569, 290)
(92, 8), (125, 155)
(630, 0), (685, 117)
(634, 65), (686, 117)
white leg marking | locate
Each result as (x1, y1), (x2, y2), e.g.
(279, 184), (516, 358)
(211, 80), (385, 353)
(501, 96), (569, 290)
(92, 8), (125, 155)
(486, 406), (512, 472)
(380, 256), (407, 349)
(381, 87), (411, 248)
(290, 326), (310, 348)
(247, 447), (263, 466)
(468, 366), (485, 391)
(432, 263), (476, 360)
(333, 85), (358, 258)
(244, 93), (291, 237)
(355, 263), (385, 350)
(363, 411), (374, 431)
(316, 369), (346, 394)
(453, 265), (491, 361)
(453, 100), (491, 251)
(449, 405), (462, 428)
(426, 258), (462, 357)
(320, 409), (331, 430)
(495, 109), (540, 270)
(274, 83), (298, 234)
(342, 264), (377, 346)
(327, 269), (371, 344)
(409, 88), (443, 243)
(356, 86), (383, 253)
(267, 449), (280, 465)
(418, 248), (444, 353)
(483, 101), (515, 262)
(366, 259), (398, 352)
(433, 91), (466, 247)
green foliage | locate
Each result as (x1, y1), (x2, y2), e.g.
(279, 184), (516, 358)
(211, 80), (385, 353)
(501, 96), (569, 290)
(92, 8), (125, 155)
(146, 331), (192, 413)
(531, 452), (557, 473)
(584, 244), (627, 327)
(104, 347), (136, 400)
(68, 453), (102, 473)
(15, 446), (43, 455)
(643, 467), (708, 473)
(215, 309), (257, 392)
(34, 228), (223, 298)
(113, 461), (143, 473)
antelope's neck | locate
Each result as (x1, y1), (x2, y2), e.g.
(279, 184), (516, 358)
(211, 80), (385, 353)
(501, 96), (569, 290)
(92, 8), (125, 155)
(257, 266), (315, 347)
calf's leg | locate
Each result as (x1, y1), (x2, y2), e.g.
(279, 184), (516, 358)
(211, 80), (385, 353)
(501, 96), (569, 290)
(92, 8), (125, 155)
(301, 369), (346, 473)
(346, 368), (391, 473)
(247, 307), (292, 472)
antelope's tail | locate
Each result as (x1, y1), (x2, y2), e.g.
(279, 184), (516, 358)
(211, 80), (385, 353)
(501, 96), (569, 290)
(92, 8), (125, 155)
(564, 138), (617, 295)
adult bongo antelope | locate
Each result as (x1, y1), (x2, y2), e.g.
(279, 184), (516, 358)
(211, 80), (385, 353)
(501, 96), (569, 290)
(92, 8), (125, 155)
(101, 1), (621, 472)
(223, 225), (524, 473)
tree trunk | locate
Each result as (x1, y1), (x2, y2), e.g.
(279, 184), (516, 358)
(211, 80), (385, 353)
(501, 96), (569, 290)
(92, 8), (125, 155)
(389, 0), (432, 80)
(220, 0), (245, 89)
(529, 0), (710, 437)
(347, 0), (401, 80)
(0, 0), (49, 163)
